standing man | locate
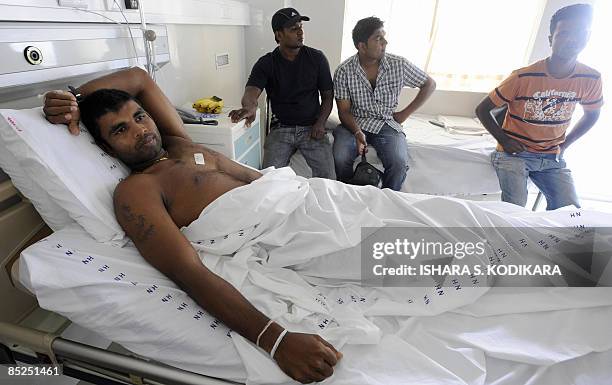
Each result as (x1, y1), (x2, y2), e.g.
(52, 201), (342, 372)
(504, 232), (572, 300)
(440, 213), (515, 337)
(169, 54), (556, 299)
(229, 8), (335, 178)
(333, 17), (436, 191)
(476, 4), (602, 210)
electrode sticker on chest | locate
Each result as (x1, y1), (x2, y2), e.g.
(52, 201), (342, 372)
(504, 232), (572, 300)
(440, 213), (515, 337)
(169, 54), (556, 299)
(194, 153), (205, 165)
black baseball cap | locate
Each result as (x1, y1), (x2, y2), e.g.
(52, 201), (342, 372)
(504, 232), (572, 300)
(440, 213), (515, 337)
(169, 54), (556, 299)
(271, 8), (310, 31)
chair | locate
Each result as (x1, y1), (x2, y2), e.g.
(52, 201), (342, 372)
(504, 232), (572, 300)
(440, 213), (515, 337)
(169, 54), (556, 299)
(264, 96), (278, 136)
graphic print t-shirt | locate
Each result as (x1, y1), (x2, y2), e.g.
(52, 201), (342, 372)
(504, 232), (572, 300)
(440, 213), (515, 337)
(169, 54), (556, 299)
(489, 59), (603, 153)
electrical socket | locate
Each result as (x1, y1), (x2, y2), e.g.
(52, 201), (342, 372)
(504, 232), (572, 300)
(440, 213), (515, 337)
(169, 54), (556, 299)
(215, 53), (230, 69)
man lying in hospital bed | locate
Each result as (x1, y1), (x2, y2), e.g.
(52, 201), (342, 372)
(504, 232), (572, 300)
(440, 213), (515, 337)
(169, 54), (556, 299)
(42, 67), (343, 384)
(3, 67), (612, 384)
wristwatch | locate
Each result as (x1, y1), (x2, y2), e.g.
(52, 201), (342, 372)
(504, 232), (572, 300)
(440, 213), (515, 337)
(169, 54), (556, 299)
(68, 86), (84, 103)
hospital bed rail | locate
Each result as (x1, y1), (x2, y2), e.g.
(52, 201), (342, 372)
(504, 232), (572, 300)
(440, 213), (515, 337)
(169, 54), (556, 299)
(0, 321), (241, 385)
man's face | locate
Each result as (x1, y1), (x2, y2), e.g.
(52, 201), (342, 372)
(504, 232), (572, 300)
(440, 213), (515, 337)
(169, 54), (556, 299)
(549, 18), (591, 60)
(277, 21), (304, 48)
(96, 100), (163, 166)
(361, 28), (387, 60)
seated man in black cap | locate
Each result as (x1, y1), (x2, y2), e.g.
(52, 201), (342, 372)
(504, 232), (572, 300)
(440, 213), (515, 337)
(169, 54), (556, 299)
(229, 8), (335, 179)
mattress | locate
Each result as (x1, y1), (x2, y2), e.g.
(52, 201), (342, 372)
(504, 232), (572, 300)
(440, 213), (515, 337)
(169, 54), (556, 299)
(289, 114), (501, 196)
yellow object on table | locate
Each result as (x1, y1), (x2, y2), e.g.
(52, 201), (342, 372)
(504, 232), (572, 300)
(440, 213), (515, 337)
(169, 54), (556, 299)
(192, 96), (224, 114)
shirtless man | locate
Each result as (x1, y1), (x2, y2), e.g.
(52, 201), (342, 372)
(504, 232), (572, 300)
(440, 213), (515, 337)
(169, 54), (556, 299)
(43, 67), (341, 384)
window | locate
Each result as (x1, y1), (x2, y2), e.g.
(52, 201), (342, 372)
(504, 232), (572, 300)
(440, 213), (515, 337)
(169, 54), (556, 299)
(564, 0), (611, 202)
(342, 0), (545, 92)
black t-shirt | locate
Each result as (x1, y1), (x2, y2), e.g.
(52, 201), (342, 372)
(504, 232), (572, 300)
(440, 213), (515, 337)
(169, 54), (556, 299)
(246, 46), (333, 126)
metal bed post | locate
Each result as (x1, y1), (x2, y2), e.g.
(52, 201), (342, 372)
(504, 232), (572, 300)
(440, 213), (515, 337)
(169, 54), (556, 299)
(532, 191), (544, 211)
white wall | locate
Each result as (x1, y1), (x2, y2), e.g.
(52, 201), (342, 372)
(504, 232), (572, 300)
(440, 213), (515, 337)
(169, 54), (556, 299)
(529, 0), (596, 62)
(290, 0), (346, 70)
(0, 0), (251, 25)
(0, 23), (247, 113)
(243, 0), (284, 79)
(157, 23), (246, 108)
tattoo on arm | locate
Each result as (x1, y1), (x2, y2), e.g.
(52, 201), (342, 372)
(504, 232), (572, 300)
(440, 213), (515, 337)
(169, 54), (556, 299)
(119, 204), (155, 242)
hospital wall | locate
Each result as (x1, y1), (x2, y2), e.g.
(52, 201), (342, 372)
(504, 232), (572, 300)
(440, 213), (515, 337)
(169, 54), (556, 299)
(156, 23), (247, 109)
(529, 0), (596, 62)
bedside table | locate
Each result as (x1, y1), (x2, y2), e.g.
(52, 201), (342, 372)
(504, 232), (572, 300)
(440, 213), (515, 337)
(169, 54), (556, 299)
(184, 108), (261, 169)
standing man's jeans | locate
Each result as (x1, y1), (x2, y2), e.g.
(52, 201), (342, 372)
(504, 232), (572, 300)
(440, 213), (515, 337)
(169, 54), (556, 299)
(333, 124), (408, 191)
(491, 151), (580, 210)
(262, 124), (335, 178)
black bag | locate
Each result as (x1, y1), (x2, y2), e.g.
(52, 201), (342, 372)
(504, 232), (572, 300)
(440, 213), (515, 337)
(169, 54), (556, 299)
(348, 154), (382, 187)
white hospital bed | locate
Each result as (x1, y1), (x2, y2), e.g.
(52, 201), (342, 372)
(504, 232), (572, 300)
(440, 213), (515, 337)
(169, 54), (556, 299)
(289, 110), (502, 198)
(3, 105), (612, 385)
(2, 22), (612, 385)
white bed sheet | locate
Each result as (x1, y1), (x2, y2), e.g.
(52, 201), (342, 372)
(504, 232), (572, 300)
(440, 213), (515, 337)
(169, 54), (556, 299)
(17, 225), (612, 385)
(20, 170), (612, 385)
(20, 224), (612, 385)
(289, 114), (500, 196)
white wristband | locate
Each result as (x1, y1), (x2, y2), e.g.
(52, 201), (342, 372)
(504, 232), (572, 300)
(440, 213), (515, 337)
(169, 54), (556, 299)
(256, 319), (275, 348)
(270, 329), (288, 359)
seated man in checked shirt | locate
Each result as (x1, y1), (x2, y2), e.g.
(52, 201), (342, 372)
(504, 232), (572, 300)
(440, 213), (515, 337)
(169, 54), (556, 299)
(333, 16), (436, 191)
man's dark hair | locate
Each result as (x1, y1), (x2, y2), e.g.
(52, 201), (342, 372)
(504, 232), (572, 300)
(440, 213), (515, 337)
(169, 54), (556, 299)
(79, 89), (136, 145)
(352, 16), (384, 49)
(550, 3), (593, 35)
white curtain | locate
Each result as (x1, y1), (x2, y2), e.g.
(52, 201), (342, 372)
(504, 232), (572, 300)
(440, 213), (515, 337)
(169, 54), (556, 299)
(342, 0), (544, 92)
(564, 0), (611, 201)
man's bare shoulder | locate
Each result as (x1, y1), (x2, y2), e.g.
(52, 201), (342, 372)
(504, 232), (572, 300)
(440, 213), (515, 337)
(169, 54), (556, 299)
(113, 173), (162, 205)
(113, 174), (167, 244)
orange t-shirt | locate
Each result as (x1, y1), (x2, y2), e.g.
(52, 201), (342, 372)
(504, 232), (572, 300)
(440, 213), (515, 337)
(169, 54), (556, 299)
(488, 59), (603, 153)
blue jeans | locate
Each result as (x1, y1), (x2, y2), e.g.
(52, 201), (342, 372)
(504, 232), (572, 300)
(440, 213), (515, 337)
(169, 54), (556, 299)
(333, 124), (408, 191)
(262, 124), (335, 179)
(491, 151), (579, 210)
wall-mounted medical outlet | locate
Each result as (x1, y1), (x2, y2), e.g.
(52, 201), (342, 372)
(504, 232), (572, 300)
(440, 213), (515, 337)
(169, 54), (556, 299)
(125, 0), (139, 9)
(57, 0), (88, 8)
(23, 46), (43, 65)
(215, 53), (230, 69)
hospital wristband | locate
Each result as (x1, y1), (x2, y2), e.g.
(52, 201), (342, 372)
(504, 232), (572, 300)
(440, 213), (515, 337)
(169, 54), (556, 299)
(256, 319), (275, 348)
(270, 329), (289, 359)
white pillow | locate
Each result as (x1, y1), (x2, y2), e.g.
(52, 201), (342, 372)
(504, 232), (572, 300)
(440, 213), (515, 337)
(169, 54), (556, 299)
(0, 137), (73, 231)
(0, 108), (129, 245)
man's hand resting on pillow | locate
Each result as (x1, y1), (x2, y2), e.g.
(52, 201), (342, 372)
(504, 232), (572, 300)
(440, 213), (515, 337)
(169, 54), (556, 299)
(43, 91), (81, 135)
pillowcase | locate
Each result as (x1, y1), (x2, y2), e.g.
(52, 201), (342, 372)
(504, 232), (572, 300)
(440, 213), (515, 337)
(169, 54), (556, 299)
(0, 107), (129, 245)
(0, 136), (73, 231)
